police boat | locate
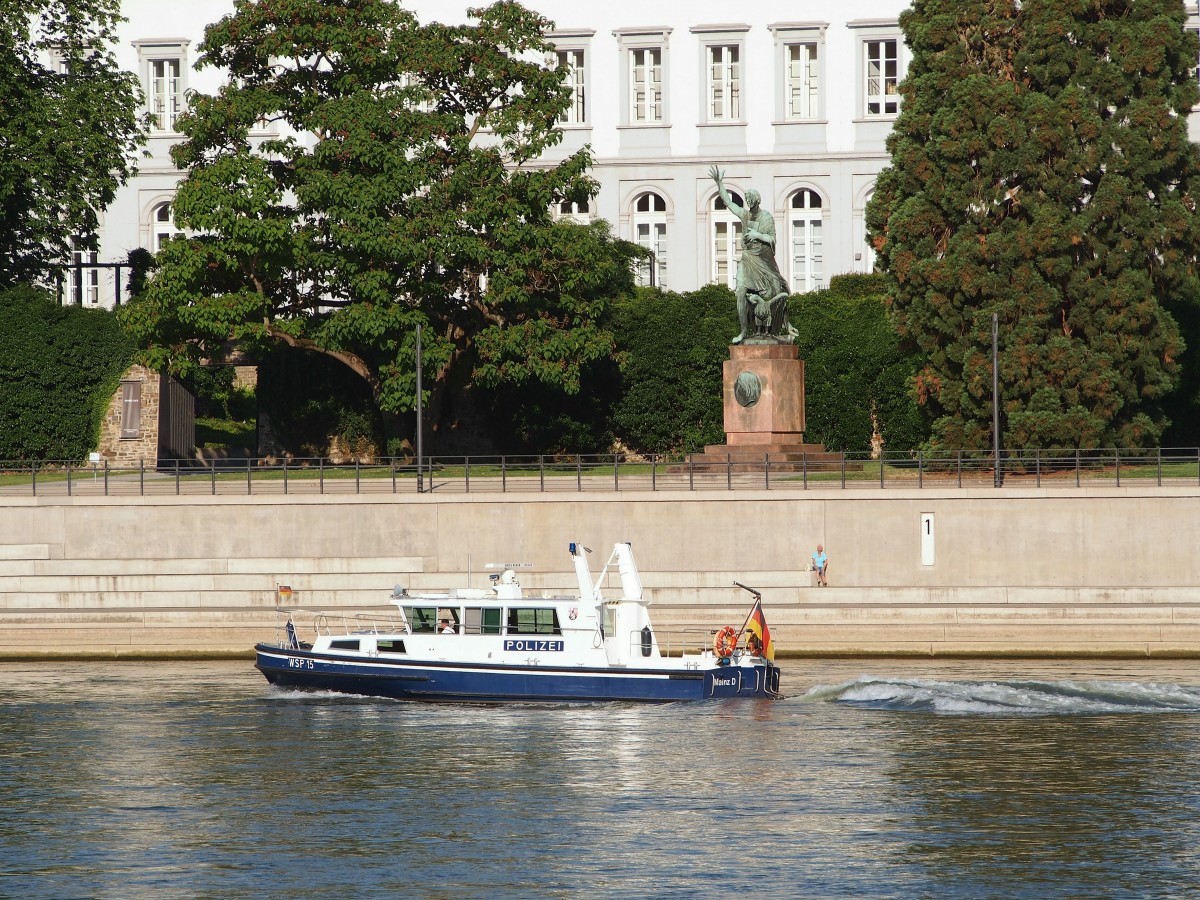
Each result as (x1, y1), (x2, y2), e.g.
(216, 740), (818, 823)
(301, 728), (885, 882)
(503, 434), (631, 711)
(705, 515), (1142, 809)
(254, 541), (781, 703)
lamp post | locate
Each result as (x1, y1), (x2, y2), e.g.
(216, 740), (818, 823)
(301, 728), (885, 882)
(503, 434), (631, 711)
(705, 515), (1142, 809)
(415, 323), (423, 494)
(992, 313), (1002, 488)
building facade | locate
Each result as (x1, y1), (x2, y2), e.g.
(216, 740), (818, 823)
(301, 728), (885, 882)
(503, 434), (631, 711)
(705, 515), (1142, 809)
(73, 0), (1200, 307)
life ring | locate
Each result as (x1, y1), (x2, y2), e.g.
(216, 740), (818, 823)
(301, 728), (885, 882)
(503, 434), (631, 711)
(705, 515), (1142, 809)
(714, 625), (737, 658)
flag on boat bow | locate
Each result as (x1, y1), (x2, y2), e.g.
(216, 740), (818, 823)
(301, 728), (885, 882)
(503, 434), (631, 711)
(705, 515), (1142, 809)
(743, 600), (775, 662)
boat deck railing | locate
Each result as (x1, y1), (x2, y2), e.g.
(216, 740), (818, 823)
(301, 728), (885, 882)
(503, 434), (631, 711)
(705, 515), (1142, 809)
(643, 628), (725, 661)
(310, 610), (411, 639)
(273, 613), (758, 662)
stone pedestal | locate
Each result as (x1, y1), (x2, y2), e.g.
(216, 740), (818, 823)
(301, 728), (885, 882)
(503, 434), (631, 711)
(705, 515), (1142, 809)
(686, 343), (845, 472)
(723, 343), (806, 443)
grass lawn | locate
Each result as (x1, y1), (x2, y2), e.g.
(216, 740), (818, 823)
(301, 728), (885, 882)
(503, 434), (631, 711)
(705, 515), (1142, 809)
(195, 417), (256, 449)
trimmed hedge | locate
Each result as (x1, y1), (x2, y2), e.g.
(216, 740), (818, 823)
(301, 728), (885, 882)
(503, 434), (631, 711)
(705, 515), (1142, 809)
(609, 284), (735, 454)
(608, 276), (929, 455)
(791, 277), (930, 453)
(0, 286), (135, 461)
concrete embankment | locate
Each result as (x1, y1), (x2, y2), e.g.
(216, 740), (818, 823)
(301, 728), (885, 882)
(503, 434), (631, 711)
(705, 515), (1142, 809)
(2, 486), (1199, 658)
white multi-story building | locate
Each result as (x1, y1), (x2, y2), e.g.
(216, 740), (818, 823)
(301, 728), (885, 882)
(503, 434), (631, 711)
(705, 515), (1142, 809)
(74, 0), (1200, 307)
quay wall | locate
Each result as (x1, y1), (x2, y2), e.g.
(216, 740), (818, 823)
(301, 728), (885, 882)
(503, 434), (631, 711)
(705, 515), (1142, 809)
(2, 487), (1199, 658)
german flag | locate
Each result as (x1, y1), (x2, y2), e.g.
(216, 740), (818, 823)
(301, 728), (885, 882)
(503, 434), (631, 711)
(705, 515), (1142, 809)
(741, 599), (775, 662)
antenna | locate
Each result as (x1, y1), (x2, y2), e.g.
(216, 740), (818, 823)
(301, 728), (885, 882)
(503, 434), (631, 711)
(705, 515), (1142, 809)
(733, 581), (761, 602)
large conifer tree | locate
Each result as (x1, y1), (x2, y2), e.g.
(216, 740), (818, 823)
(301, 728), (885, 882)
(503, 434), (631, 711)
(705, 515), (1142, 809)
(867, 0), (1200, 451)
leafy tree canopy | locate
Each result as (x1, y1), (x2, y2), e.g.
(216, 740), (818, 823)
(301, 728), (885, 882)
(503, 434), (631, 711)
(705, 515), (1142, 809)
(119, 0), (641, 437)
(867, 0), (1200, 451)
(0, 0), (145, 287)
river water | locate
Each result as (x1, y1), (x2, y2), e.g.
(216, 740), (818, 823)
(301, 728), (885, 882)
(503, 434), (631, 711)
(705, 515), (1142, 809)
(3, 659), (1200, 899)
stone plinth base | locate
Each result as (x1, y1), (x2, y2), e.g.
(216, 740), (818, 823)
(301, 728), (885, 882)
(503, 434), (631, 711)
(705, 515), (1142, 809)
(723, 343), (805, 437)
(683, 442), (848, 473)
(682, 342), (846, 472)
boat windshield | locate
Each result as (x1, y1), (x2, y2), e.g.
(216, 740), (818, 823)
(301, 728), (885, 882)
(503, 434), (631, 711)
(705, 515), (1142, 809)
(404, 606), (440, 633)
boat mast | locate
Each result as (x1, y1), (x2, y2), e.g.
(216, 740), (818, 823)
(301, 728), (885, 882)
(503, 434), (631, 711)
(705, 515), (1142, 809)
(569, 542), (597, 602)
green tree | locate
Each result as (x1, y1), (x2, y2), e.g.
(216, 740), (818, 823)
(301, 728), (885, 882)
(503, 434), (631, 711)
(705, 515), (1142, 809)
(0, 0), (145, 287)
(867, 0), (1200, 451)
(119, 0), (640, 445)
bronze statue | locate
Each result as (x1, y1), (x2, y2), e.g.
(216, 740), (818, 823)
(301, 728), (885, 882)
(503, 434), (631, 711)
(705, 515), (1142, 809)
(709, 165), (795, 344)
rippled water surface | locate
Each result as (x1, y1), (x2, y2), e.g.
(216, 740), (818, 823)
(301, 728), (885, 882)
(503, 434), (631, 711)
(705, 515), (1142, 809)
(3, 659), (1200, 898)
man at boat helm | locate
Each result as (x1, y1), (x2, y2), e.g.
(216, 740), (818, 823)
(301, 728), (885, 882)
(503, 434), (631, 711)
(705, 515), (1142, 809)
(440, 619), (456, 634)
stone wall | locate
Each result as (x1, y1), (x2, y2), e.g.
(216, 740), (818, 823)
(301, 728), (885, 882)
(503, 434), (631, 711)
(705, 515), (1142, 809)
(232, 365), (257, 391)
(2, 487), (1199, 657)
(96, 365), (159, 464)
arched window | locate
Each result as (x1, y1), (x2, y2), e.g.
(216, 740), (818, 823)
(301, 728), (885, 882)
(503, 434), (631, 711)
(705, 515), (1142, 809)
(153, 202), (180, 251)
(632, 192), (667, 287)
(711, 192), (743, 288)
(859, 190), (876, 274)
(789, 189), (823, 292)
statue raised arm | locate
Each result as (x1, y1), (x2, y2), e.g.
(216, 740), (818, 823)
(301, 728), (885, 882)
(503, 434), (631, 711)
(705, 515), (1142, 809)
(708, 165), (744, 218)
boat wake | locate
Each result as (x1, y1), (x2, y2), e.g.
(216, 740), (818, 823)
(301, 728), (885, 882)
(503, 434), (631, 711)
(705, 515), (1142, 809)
(802, 676), (1200, 715)
(264, 686), (393, 703)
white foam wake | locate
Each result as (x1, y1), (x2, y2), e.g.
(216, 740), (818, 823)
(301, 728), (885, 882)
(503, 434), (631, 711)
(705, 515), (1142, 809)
(802, 676), (1200, 715)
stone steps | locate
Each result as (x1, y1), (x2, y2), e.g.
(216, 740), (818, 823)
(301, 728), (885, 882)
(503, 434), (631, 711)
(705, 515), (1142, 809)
(6, 596), (1200, 658)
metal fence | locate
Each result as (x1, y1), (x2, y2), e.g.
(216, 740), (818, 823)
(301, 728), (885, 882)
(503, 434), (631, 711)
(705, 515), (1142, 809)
(3, 448), (1199, 497)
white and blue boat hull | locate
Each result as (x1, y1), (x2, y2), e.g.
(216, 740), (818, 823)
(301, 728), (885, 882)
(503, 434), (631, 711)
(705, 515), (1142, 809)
(255, 645), (780, 703)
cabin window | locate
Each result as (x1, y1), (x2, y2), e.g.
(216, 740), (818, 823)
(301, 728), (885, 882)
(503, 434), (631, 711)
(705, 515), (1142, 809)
(463, 607), (502, 635)
(330, 639), (361, 651)
(377, 639), (406, 654)
(404, 607), (439, 633)
(506, 608), (561, 635)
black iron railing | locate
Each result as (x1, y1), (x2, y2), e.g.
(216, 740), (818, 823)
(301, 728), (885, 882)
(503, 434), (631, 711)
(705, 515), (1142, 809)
(1, 448), (1198, 497)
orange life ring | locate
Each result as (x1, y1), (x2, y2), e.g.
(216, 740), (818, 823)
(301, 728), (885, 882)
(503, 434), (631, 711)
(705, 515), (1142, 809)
(714, 625), (737, 658)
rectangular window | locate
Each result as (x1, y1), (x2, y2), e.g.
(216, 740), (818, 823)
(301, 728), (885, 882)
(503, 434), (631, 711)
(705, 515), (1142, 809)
(787, 43), (819, 119)
(120, 381), (141, 439)
(708, 45), (740, 120)
(635, 221), (667, 287)
(713, 220), (742, 287)
(376, 639), (407, 654)
(557, 49), (586, 124)
(506, 608), (561, 635)
(865, 40), (899, 116)
(404, 606), (439, 633)
(792, 219), (824, 292)
(149, 58), (182, 131)
(631, 47), (663, 122)
(399, 72), (434, 112)
(71, 240), (99, 305)
(463, 607), (502, 635)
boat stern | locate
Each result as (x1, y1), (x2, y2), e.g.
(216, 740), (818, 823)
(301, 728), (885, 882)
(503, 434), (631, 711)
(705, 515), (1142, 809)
(705, 662), (781, 699)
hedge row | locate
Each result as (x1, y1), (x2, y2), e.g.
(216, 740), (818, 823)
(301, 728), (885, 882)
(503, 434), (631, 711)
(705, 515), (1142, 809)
(0, 287), (134, 460)
(609, 275), (929, 455)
